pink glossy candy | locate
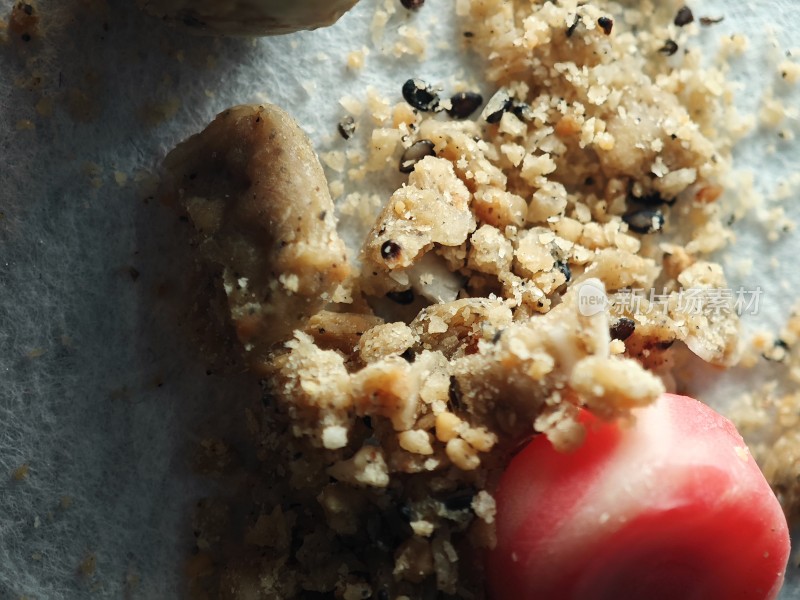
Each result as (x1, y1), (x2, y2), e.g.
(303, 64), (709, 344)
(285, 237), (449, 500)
(487, 393), (790, 600)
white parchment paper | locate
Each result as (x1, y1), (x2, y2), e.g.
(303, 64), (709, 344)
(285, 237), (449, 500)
(0, 0), (798, 597)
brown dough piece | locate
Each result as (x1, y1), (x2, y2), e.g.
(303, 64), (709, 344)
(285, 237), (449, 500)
(163, 104), (351, 363)
(137, 0), (360, 36)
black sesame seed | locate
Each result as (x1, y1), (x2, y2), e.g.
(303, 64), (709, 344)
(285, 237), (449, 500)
(763, 339), (789, 362)
(402, 78), (440, 112)
(485, 106), (509, 124)
(337, 115), (356, 140)
(399, 139), (436, 173)
(482, 88), (513, 123)
(555, 260), (571, 282)
(400, 348), (415, 362)
(699, 16), (724, 26)
(443, 487), (476, 511)
(380, 240), (402, 261)
(463, 31), (474, 38)
(610, 317), (636, 341)
(567, 14), (581, 38)
(400, 0), (424, 9)
(399, 504), (414, 521)
(597, 16), (613, 35)
(386, 289), (415, 305)
(674, 6), (694, 27)
(448, 376), (462, 410)
(628, 189), (676, 206)
(510, 100), (534, 121)
(21, 33), (31, 42)
(447, 91), (483, 119)
(623, 209), (665, 234)
(659, 40), (679, 56)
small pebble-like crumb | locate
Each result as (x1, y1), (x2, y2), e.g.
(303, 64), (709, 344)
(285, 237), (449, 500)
(12, 463), (30, 481)
(347, 47), (369, 71)
(472, 490), (497, 524)
(322, 425), (349, 449)
(79, 553), (97, 578)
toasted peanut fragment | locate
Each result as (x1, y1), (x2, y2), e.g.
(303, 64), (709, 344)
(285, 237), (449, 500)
(446, 438), (481, 470)
(461, 426), (498, 452)
(163, 104), (350, 360)
(672, 261), (740, 366)
(398, 430), (434, 455)
(304, 311), (384, 357)
(435, 412), (463, 442)
(514, 229), (555, 278)
(576, 248), (660, 291)
(528, 181), (568, 223)
(570, 355), (665, 420)
(358, 322), (416, 363)
(352, 357), (420, 431)
(472, 187), (527, 229)
(327, 446), (390, 488)
(468, 225), (514, 275)
(268, 332), (353, 441)
(411, 298), (512, 359)
(361, 156), (475, 294)
(417, 119), (507, 190)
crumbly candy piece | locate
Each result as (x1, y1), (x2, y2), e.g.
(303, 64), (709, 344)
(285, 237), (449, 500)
(358, 322), (415, 363)
(304, 311), (385, 361)
(137, 0), (360, 35)
(360, 156), (475, 296)
(451, 282), (663, 449)
(163, 104), (350, 366)
(410, 298), (512, 358)
(174, 0), (766, 596)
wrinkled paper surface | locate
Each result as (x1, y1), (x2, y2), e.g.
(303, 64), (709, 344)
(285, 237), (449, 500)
(1, 0), (799, 597)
